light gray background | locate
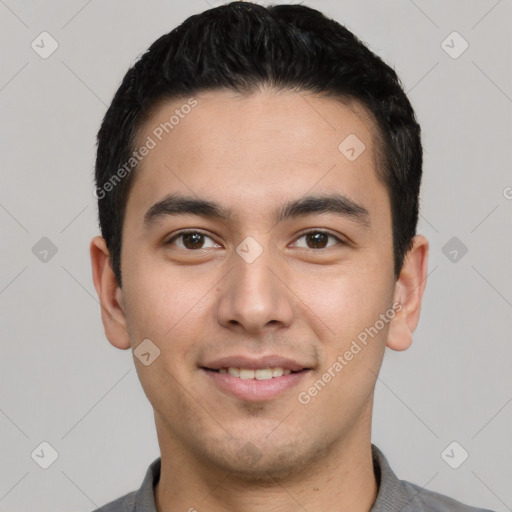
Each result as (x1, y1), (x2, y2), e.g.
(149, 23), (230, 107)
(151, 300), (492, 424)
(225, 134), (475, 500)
(1, 1), (511, 511)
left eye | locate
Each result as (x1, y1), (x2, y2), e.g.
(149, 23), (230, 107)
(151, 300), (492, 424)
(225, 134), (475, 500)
(292, 230), (343, 250)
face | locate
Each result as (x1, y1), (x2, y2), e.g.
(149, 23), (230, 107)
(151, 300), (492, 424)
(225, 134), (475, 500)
(95, 88), (413, 481)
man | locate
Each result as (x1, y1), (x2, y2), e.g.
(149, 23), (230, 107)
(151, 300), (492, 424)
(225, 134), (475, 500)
(89, 2), (494, 511)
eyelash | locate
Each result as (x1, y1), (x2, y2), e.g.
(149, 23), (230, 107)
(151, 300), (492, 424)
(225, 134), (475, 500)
(165, 229), (345, 251)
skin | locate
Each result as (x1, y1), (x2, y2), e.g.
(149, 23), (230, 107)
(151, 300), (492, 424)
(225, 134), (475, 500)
(90, 87), (428, 512)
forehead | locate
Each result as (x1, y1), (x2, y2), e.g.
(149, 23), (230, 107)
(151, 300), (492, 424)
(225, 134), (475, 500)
(136, 88), (381, 168)
(125, 88), (388, 226)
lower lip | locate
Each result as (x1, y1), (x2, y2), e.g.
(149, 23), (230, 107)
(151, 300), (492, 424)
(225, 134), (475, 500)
(202, 368), (310, 401)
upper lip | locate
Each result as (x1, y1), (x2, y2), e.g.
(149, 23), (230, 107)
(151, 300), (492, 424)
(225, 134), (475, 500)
(201, 355), (311, 372)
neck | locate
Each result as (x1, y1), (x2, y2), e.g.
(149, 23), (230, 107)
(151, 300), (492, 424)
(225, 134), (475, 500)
(154, 415), (378, 512)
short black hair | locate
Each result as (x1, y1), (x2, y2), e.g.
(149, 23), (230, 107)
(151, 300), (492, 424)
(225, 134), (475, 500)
(94, 1), (422, 287)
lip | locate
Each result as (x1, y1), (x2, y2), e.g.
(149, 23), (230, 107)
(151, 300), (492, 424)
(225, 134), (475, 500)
(202, 367), (311, 401)
(201, 354), (310, 372)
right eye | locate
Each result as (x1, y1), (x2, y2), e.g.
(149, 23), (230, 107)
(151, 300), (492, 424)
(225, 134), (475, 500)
(165, 230), (221, 251)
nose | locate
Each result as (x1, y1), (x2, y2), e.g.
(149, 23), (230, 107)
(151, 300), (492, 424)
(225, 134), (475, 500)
(216, 243), (294, 335)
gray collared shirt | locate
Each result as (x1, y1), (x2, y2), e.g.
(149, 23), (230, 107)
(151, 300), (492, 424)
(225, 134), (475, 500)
(92, 444), (495, 511)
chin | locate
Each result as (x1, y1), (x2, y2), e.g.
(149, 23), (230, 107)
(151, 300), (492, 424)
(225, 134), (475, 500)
(205, 436), (328, 483)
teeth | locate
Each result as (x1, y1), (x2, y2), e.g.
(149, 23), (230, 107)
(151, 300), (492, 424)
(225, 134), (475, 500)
(255, 368), (272, 380)
(239, 369), (255, 380)
(218, 367), (295, 379)
(271, 367), (283, 377)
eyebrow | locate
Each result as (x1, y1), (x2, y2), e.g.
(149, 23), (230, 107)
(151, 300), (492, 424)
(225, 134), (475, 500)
(143, 192), (370, 228)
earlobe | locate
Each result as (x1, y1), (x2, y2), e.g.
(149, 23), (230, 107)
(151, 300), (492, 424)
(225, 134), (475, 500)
(386, 306), (413, 351)
(90, 236), (131, 350)
(386, 235), (429, 352)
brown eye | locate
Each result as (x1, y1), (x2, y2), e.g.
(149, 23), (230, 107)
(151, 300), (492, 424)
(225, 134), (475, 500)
(306, 232), (329, 248)
(166, 231), (218, 250)
(181, 232), (205, 249)
(293, 230), (343, 250)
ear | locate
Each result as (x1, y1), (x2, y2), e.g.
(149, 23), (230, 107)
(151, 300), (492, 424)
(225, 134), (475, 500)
(90, 235), (131, 350)
(386, 235), (429, 351)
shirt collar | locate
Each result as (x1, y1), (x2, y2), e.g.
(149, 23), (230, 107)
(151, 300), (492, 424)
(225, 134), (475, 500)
(370, 444), (413, 512)
(133, 444), (411, 511)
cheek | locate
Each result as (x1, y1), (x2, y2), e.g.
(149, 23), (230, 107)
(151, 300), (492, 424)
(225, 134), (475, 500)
(294, 272), (392, 426)
(301, 263), (394, 344)
(122, 267), (210, 416)
(122, 257), (218, 381)
(123, 248), (201, 336)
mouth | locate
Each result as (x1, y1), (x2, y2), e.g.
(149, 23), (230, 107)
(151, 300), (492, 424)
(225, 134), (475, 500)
(202, 366), (304, 379)
(200, 366), (311, 401)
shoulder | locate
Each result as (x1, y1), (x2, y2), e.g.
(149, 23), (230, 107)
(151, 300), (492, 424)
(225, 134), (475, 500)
(89, 490), (137, 512)
(371, 444), (496, 512)
(89, 456), (161, 512)
(401, 479), (496, 512)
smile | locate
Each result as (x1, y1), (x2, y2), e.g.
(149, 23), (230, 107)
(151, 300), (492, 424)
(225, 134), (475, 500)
(202, 367), (310, 401)
(216, 367), (293, 379)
